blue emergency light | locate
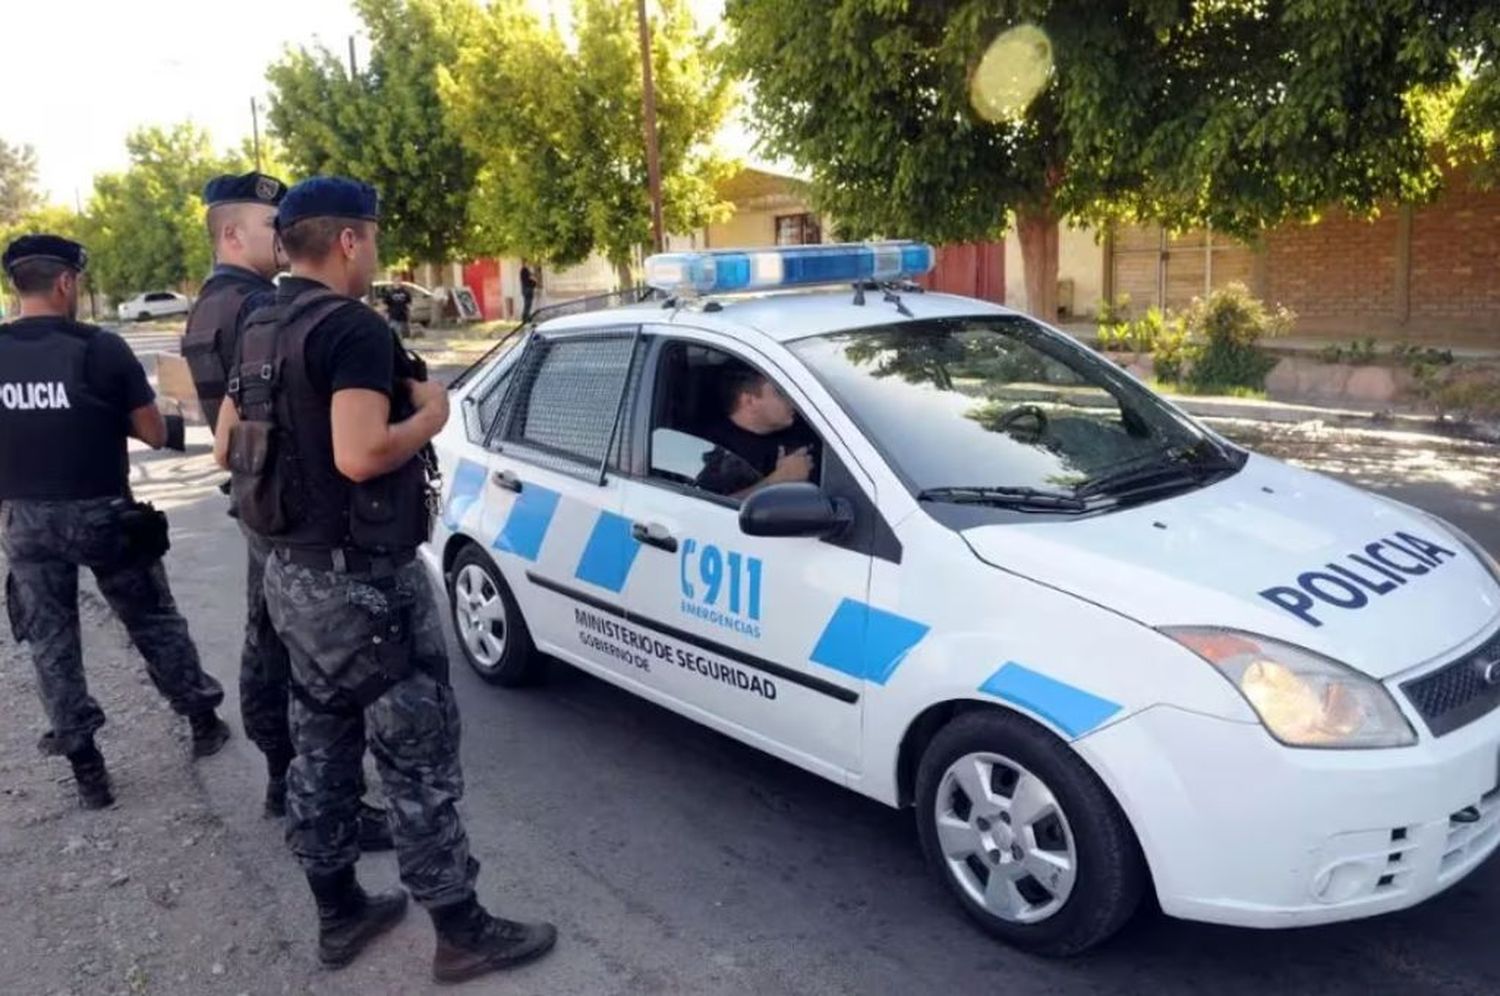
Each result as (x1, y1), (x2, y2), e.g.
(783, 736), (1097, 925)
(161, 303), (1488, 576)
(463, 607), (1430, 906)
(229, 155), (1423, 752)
(644, 241), (936, 297)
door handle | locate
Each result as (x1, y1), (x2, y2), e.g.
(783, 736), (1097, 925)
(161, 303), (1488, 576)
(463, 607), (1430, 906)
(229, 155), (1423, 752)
(631, 521), (678, 553)
(492, 469), (522, 493)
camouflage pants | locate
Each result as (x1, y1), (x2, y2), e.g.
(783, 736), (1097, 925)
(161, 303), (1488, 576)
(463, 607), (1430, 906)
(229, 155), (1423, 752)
(2, 498), (224, 757)
(264, 553), (477, 908)
(238, 523), (294, 764)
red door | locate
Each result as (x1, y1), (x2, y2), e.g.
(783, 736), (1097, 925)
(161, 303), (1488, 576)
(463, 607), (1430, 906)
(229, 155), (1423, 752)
(921, 242), (1005, 303)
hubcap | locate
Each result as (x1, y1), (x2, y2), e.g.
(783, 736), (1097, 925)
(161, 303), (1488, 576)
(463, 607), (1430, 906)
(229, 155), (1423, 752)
(933, 751), (1078, 924)
(453, 564), (507, 670)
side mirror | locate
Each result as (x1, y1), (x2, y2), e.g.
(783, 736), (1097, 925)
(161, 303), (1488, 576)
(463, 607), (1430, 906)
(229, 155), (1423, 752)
(739, 483), (853, 539)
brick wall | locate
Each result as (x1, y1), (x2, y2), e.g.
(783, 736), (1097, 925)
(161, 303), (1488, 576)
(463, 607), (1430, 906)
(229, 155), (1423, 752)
(1264, 210), (1398, 320)
(1258, 173), (1500, 343)
(1409, 179), (1500, 329)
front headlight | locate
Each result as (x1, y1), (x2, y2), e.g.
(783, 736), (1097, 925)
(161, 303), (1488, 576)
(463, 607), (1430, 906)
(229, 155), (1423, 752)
(1162, 627), (1417, 748)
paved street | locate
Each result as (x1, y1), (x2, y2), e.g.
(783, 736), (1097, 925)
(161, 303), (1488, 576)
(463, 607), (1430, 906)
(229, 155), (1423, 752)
(58, 334), (1500, 993)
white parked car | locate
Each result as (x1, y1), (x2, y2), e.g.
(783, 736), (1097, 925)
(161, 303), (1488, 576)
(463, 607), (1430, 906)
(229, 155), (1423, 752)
(117, 290), (191, 322)
(424, 242), (1500, 955)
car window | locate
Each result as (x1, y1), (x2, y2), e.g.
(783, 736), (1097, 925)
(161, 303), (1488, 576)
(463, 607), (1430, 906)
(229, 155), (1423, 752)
(146, 292), (167, 302)
(501, 329), (640, 478)
(646, 341), (824, 505)
(464, 347), (520, 446)
(788, 315), (1221, 497)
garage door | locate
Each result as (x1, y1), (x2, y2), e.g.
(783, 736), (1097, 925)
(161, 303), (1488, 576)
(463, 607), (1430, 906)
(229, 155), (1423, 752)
(1109, 225), (1256, 312)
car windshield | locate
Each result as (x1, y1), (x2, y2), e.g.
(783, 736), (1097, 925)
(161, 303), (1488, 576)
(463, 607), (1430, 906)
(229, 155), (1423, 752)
(787, 314), (1241, 508)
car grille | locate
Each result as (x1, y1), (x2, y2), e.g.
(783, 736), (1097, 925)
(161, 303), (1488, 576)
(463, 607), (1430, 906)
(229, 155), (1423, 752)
(1401, 627), (1500, 737)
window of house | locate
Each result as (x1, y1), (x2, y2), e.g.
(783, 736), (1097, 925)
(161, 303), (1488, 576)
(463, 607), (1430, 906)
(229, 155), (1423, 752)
(775, 213), (822, 246)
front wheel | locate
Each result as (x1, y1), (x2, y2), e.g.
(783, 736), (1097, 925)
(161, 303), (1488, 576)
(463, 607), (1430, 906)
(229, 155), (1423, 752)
(136, 311), (152, 322)
(915, 709), (1146, 956)
(447, 544), (544, 686)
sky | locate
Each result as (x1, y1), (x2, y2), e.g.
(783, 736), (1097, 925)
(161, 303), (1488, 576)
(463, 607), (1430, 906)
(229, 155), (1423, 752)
(0, 0), (751, 206)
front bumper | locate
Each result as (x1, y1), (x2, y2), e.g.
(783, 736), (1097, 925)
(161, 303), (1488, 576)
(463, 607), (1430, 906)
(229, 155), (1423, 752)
(1078, 703), (1500, 928)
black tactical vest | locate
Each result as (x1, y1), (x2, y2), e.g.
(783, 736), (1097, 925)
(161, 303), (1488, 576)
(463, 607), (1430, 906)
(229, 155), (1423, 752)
(227, 285), (431, 553)
(182, 273), (265, 432)
(0, 318), (134, 500)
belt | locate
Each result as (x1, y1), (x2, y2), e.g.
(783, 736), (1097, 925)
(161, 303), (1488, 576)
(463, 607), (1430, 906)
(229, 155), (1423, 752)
(273, 546), (416, 576)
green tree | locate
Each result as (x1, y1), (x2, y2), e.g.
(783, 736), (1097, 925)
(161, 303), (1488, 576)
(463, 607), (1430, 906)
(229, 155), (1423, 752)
(725, 1), (1480, 320)
(265, 0), (482, 265)
(83, 124), (232, 300)
(0, 139), (42, 229)
(1448, 6), (1500, 183)
(443, 0), (735, 282)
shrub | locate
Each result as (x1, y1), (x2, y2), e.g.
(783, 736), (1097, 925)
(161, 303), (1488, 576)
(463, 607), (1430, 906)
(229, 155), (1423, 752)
(1180, 282), (1292, 391)
(1095, 295), (1132, 351)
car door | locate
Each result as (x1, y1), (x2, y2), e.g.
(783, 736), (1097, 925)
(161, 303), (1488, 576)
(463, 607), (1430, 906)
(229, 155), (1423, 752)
(609, 327), (893, 779)
(465, 324), (648, 674)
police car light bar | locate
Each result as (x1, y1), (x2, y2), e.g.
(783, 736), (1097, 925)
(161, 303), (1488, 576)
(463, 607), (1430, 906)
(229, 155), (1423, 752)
(643, 241), (936, 297)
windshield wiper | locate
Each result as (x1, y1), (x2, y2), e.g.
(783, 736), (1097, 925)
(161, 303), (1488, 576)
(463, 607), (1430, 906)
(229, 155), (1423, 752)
(1076, 442), (1240, 498)
(917, 485), (1089, 512)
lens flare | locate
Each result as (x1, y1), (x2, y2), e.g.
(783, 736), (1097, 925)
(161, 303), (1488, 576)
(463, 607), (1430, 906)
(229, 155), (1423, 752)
(970, 23), (1054, 123)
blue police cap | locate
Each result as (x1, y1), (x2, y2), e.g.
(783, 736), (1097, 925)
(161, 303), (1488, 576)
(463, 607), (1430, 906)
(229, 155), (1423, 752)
(2, 234), (87, 276)
(203, 171), (287, 207)
(276, 176), (380, 230)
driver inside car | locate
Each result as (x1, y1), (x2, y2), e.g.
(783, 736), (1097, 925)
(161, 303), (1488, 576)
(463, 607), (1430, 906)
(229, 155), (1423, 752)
(694, 366), (821, 500)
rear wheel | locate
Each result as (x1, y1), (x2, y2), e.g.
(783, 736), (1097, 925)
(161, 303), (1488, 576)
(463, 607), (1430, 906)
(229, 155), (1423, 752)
(447, 544), (544, 686)
(915, 709), (1146, 956)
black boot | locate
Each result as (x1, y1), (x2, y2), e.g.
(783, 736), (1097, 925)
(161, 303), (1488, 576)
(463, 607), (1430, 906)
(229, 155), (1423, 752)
(430, 895), (556, 984)
(307, 866), (409, 969)
(67, 743), (114, 810)
(356, 801), (394, 852)
(188, 711), (231, 758)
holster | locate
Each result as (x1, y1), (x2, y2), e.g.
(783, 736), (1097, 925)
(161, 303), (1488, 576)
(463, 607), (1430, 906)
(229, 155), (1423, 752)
(117, 501), (171, 567)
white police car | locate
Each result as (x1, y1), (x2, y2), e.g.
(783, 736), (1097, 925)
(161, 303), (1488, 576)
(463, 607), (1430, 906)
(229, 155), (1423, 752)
(422, 242), (1500, 954)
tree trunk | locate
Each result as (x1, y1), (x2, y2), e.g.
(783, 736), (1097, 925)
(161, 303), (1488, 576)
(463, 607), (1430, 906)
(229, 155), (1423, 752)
(1016, 204), (1060, 322)
(614, 258), (634, 292)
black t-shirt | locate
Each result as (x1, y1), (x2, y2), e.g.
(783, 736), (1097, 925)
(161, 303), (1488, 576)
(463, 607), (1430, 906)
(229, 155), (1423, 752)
(694, 417), (819, 496)
(385, 287), (412, 321)
(278, 277), (398, 401)
(2, 317), (154, 412)
(0, 317), (155, 499)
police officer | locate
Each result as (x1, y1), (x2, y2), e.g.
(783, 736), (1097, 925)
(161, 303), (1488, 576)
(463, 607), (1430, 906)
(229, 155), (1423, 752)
(213, 178), (556, 980)
(185, 173), (393, 850)
(1, 234), (231, 809)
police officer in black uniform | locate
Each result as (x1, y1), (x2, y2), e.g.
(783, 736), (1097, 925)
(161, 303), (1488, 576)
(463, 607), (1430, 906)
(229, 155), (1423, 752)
(184, 173), (393, 848)
(214, 178), (556, 981)
(0, 234), (231, 809)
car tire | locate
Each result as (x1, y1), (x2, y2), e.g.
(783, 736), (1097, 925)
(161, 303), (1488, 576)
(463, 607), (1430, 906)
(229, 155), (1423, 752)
(915, 708), (1146, 956)
(447, 543), (544, 686)
(136, 311), (151, 322)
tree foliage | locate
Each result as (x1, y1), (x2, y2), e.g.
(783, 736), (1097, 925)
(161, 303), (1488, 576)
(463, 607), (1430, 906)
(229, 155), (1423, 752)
(443, 0), (735, 276)
(265, 0), (482, 265)
(724, 0), (1486, 317)
(0, 139), (42, 230)
(83, 124), (233, 300)
(1446, 5), (1500, 184)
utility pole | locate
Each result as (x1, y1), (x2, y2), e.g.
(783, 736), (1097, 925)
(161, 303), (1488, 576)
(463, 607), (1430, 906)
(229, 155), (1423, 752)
(250, 97), (262, 171)
(348, 36), (358, 77)
(73, 187), (97, 320)
(636, 0), (666, 255)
